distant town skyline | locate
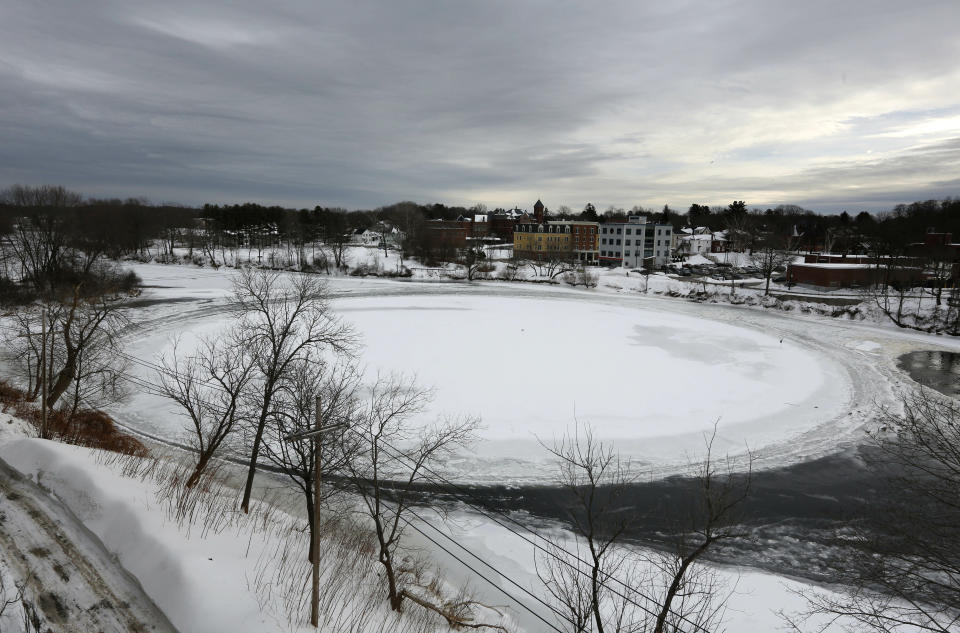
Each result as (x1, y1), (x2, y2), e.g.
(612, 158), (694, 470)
(2, 1), (959, 213)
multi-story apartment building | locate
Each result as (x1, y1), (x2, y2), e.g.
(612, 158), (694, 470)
(514, 220), (599, 263)
(513, 200), (599, 263)
(598, 216), (672, 268)
(567, 221), (600, 263)
(514, 221), (572, 260)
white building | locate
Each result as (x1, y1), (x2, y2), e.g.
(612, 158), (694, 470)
(676, 227), (727, 256)
(598, 216), (672, 268)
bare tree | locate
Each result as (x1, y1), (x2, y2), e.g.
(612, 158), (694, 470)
(524, 250), (577, 280)
(62, 315), (130, 419)
(646, 431), (749, 633)
(538, 425), (750, 633)
(537, 425), (636, 633)
(233, 268), (356, 513)
(461, 239), (490, 281)
(789, 390), (960, 633)
(750, 234), (794, 296)
(158, 332), (256, 488)
(340, 374), (479, 612)
(44, 288), (129, 410)
(328, 232), (351, 270)
(3, 281), (130, 421)
(564, 265), (599, 289)
(723, 213), (752, 255)
(0, 184), (82, 208)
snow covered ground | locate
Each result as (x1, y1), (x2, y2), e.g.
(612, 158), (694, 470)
(0, 426), (849, 633)
(0, 426), (514, 633)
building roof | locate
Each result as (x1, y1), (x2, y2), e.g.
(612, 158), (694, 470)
(791, 263), (875, 270)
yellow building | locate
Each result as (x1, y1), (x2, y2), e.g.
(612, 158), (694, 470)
(514, 222), (572, 259)
(514, 221), (598, 262)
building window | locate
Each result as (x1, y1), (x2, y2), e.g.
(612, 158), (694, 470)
(625, 239), (631, 245)
(617, 228), (622, 235)
(625, 250), (631, 256)
(601, 238), (606, 245)
(626, 228), (632, 235)
(616, 239), (621, 245)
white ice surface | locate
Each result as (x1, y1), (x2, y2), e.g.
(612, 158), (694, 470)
(117, 264), (854, 483)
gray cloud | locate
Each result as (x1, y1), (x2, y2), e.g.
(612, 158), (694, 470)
(1, 0), (959, 211)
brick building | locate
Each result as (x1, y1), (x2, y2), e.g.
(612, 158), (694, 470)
(786, 263), (923, 288)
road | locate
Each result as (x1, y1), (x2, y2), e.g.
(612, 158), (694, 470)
(0, 456), (178, 633)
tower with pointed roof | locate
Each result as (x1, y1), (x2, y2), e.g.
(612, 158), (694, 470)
(534, 199), (545, 224)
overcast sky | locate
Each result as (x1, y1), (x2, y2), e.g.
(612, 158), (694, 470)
(2, 1), (959, 213)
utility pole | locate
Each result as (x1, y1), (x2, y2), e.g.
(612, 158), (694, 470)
(283, 399), (346, 629)
(40, 306), (47, 439)
(311, 395), (321, 628)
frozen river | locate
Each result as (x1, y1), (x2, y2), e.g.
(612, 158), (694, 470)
(114, 263), (939, 484)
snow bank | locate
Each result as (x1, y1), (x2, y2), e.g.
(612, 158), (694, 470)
(0, 439), (507, 633)
(682, 254), (713, 266)
(0, 439), (268, 633)
(420, 507), (854, 633)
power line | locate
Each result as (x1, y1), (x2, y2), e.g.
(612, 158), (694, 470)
(397, 509), (568, 633)
(362, 430), (716, 633)
(108, 358), (715, 633)
(80, 368), (576, 630)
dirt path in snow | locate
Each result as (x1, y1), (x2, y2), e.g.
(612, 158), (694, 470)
(0, 456), (178, 633)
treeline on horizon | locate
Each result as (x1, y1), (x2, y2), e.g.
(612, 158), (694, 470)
(2, 184), (960, 257)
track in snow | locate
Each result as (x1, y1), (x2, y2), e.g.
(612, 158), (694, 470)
(0, 456), (179, 633)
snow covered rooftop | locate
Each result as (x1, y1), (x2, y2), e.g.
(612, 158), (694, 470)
(792, 263), (875, 269)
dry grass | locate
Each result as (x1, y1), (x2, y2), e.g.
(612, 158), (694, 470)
(0, 380), (147, 457)
(92, 449), (513, 633)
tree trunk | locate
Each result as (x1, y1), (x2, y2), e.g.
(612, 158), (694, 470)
(185, 452), (212, 489)
(384, 552), (402, 612)
(241, 377), (279, 511)
(653, 541), (710, 633)
(47, 337), (77, 409)
(240, 420), (266, 512)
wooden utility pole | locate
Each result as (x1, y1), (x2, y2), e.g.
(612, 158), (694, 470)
(311, 395), (321, 628)
(40, 306), (47, 439)
(282, 400), (345, 629)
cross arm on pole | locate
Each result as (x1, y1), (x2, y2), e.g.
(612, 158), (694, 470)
(284, 422), (347, 442)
